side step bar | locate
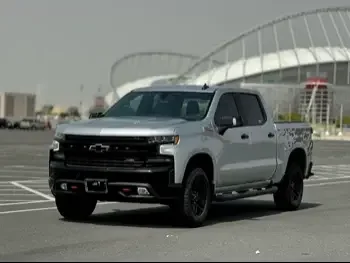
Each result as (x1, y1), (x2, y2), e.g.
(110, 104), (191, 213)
(214, 186), (278, 202)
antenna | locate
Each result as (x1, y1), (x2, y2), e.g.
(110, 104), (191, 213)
(202, 83), (209, 90)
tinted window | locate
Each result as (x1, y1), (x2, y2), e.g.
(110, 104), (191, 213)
(214, 93), (239, 125)
(104, 91), (214, 121)
(236, 93), (266, 126)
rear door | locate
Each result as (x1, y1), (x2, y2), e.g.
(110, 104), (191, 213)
(234, 93), (277, 182)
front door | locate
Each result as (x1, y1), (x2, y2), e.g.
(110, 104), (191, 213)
(214, 93), (254, 187)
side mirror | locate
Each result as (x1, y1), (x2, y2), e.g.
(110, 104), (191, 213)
(89, 112), (104, 119)
(217, 116), (241, 128)
(216, 116), (242, 135)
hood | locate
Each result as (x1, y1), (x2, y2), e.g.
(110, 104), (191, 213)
(57, 117), (187, 137)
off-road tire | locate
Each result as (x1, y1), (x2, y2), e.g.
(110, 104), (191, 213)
(55, 195), (97, 220)
(273, 162), (304, 210)
(177, 167), (212, 227)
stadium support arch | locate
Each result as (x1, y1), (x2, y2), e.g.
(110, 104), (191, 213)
(171, 6), (350, 85)
(108, 51), (224, 103)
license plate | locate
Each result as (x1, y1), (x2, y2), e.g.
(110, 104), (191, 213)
(84, 179), (108, 194)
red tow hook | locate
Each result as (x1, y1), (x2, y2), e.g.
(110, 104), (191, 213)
(122, 188), (132, 193)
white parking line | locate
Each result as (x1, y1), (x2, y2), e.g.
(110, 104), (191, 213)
(0, 200), (36, 202)
(0, 202), (110, 215)
(0, 189), (49, 192)
(23, 182), (47, 185)
(314, 165), (350, 168)
(0, 190), (33, 193)
(0, 169), (46, 174)
(307, 175), (350, 181)
(30, 189), (50, 192)
(9, 179), (46, 184)
(0, 200), (52, 206)
(10, 182), (54, 201)
(0, 194), (37, 196)
(314, 169), (350, 174)
(306, 180), (350, 187)
(0, 176), (44, 179)
(4, 165), (47, 170)
(0, 207), (56, 215)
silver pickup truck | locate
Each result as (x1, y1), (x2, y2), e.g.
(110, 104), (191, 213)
(49, 84), (314, 227)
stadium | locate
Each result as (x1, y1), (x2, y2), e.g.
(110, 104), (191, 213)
(106, 6), (350, 127)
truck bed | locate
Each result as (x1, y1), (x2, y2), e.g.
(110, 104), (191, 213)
(275, 121), (312, 133)
(275, 121), (313, 160)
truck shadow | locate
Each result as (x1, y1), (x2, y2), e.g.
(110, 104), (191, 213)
(61, 199), (321, 228)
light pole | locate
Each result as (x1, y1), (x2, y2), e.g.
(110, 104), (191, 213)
(36, 83), (42, 112)
(79, 84), (84, 116)
(109, 65), (117, 104)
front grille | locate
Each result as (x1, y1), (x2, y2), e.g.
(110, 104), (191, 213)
(62, 135), (171, 169)
(65, 135), (149, 144)
(66, 158), (143, 168)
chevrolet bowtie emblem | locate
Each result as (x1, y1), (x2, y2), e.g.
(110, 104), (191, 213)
(88, 144), (110, 153)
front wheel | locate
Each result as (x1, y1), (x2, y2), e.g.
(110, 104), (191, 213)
(176, 167), (211, 227)
(55, 195), (97, 220)
(273, 162), (304, 211)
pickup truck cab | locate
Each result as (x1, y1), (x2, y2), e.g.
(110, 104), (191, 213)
(49, 84), (314, 227)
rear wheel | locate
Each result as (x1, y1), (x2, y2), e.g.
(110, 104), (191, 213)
(273, 162), (304, 210)
(175, 167), (211, 227)
(55, 195), (97, 220)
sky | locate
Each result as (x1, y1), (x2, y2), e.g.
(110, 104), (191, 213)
(1, 0), (350, 109)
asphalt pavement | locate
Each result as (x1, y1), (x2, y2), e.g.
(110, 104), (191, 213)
(0, 130), (350, 261)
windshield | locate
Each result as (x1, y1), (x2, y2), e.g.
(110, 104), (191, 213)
(104, 91), (214, 121)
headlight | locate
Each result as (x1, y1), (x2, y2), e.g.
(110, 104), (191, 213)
(50, 140), (60, 152)
(54, 131), (65, 140)
(148, 135), (180, 145)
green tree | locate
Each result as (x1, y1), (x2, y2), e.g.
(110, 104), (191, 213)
(277, 112), (303, 121)
(336, 116), (350, 126)
(66, 106), (80, 117)
(41, 104), (54, 115)
(89, 106), (106, 115)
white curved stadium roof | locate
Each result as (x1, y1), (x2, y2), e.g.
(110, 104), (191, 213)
(105, 74), (178, 106)
(190, 46), (350, 85)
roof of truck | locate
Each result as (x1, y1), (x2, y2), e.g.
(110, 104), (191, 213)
(133, 84), (249, 93)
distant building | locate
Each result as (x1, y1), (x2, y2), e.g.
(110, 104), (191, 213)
(94, 95), (106, 108)
(0, 92), (36, 119)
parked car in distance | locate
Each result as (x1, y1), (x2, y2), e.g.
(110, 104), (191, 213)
(0, 118), (9, 128)
(19, 118), (46, 130)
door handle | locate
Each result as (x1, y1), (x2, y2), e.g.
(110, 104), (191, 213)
(268, 132), (275, 138)
(241, 133), (249, 140)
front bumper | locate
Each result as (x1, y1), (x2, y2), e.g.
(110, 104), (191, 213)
(49, 161), (181, 203)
